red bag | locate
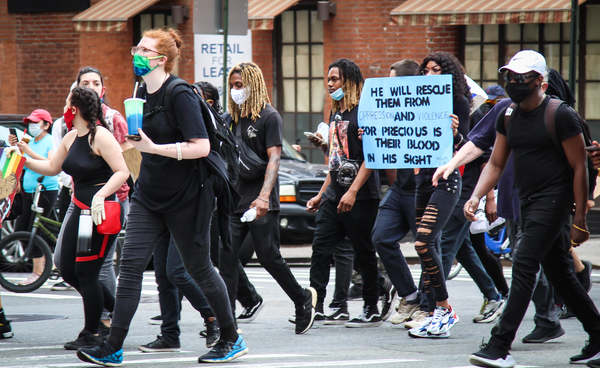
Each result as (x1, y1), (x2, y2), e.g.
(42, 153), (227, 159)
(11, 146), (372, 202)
(73, 197), (121, 235)
(97, 201), (121, 235)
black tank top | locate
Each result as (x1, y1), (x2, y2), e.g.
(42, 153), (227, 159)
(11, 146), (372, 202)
(62, 133), (113, 193)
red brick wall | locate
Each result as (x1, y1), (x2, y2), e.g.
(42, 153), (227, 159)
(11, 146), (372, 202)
(251, 30), (274, 102)
(0, 0), (17, 113)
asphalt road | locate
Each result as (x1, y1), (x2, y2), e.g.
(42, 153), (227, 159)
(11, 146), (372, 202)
(1, 266), (597, 368)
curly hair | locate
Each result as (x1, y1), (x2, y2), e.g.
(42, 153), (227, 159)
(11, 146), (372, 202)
(227, 62), (270, 123)
(328, 58), (363, 112)
(195, 81), (223, 114)
(69, 86), (109, 149)
(419, 52), (471, 103)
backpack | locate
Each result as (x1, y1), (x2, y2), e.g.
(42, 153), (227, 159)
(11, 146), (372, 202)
(504, 98), (598, 196)
(140, 77), (240, 213)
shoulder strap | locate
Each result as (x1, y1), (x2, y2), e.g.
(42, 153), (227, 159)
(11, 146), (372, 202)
(503, 102), (518, 136)
(544, 98), (563, 149)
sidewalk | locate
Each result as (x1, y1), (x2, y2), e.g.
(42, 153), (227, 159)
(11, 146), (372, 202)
(275, 237), (600, 268)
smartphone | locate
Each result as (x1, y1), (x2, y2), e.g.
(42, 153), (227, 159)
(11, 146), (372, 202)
(585, 145), (600, 152)
(9, 128), (17, 137)
(303, 131), (319, 140)
(126, 135), (142, 141)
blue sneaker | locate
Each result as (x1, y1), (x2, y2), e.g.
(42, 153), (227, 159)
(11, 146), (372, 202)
(77, 340), (123, 367)
(198, 335), (248, 363)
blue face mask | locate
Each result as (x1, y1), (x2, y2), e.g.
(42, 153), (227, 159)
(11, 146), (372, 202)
(330, 87), (344, 101)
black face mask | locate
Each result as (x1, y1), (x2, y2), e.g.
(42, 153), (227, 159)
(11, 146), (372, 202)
(505, 80), (537, 103)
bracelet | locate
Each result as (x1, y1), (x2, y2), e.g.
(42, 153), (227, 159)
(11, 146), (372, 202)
(572, 224), (590, 234)
(571, 239), (582, 246)
(176, 142), (182, 161)
(257, 197), (269, 203)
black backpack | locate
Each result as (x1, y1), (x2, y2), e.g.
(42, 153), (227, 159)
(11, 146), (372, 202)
(140, 77), (240, 213)
(504, 98), (598, 196)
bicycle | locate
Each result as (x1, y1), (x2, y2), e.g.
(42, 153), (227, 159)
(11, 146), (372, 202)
(0, 182), (58, 292)
(447, 226), (512, 280)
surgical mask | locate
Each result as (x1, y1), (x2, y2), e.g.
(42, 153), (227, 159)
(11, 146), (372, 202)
(63, 108), (76, 131)
(330, 87), (344, 101)
(132, 54), (162, 77)
(505, 80), (537, 104)
(231, 88), (249, 105)
(28, 123), (43, 137)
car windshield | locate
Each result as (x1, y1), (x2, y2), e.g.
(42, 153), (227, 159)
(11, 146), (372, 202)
(281, 138), (306, 162)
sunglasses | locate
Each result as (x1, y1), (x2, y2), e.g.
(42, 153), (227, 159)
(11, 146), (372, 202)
(504, 72), (540, 84)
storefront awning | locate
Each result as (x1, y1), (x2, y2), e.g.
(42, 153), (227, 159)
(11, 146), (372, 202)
(391, 0), (587, 26)
(248, 0), (300, 30)
(73, 0), (160, 32)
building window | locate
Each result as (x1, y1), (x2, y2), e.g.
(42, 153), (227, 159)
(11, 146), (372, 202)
(275, 8), (324, 163)
(586, 4), (600, 120)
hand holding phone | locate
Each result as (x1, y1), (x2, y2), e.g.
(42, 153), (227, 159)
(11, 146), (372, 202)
(8, 128), (18, 146)
(585, 145), (600, 152)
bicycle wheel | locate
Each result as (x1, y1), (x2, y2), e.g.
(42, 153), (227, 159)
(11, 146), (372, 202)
(447, 262), (463, 280)
(0, 231), (53, 293)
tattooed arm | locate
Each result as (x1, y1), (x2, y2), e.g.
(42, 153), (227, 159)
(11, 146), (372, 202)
(250, 145), (281, 219)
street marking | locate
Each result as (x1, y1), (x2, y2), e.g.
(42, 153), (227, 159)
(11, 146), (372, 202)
(0, 345), (63, 351)
(0, 292), (80, 300)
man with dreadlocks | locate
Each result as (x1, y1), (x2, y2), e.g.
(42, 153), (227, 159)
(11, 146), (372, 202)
(219, 62), (317, 335)
(306, 58), (381, 327)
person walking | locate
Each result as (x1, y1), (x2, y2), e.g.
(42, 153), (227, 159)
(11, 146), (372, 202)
(307, 58), (381, 327)
(77, 28), (246, 366)
(19, 86), (128, 350)
(218, 62), (317, 335)
(466, 50), (600, 368)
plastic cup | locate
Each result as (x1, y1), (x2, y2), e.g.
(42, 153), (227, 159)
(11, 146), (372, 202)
(123, 98), (145, 136)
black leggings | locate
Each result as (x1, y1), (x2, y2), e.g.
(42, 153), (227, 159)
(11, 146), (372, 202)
(470, 232), (509, 297)
(60, 187), (116, 334)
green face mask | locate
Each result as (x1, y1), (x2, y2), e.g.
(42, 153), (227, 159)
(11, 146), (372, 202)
(132, 54), (163, 76)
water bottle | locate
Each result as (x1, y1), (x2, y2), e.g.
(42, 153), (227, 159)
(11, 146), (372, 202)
(77, 209), (93, 256)
(240, 207), (257, 223)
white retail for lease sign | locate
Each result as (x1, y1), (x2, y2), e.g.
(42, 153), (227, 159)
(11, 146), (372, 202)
(194, 31), (252, 103)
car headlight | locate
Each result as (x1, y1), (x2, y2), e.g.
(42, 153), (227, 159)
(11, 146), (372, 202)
(280, 184), (296, 202)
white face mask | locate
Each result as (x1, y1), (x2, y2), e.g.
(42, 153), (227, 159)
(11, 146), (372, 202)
(29, 123), (44, 137)
(230, 88), (249, 106)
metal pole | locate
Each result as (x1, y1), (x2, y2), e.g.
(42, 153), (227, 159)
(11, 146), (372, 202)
(569, 0), (578, 93)
(222, 0), (229, 111)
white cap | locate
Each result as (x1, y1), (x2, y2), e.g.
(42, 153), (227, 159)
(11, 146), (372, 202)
(499, 50), (547, 76)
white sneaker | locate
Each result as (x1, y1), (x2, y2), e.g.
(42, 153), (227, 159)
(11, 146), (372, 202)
(408, 317), (433, 338)
(473, 298), (489, 323)
(477, 299), (505, 324)
(427, 306), (458, 335)
(390, 298), (419, 325)
(403, 310), (430, 329)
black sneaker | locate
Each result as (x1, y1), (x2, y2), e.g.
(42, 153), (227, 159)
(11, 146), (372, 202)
(0, 319), (13, 339)
(237, 296), (264, 323)
(469, 343), (516, 368)
(203, 320), (220, 348)
(77, 340), (123, 366)
(314, 303), (325, 322)
(64, 330), (103, 350)
(295, 287), (317, 334)
(198, 335), (248, 363)
(521, 325), (565, 343)
(345, 305), (382, 328)
(98, 324), (110, 337)
(323, 306), (349, 325)
(138, 335), (180, 352)
(588, 357), (600, 367)
(148, 314), (162, 325)
(571, 339), (600, 364)
(380, 283), (397, 321)
(50, 281), (73, 291)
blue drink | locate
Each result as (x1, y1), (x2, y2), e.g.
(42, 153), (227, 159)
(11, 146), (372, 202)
(123, 98), (145, 137)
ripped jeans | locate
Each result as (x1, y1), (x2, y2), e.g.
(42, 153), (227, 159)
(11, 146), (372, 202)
(414, 170), (461, 305)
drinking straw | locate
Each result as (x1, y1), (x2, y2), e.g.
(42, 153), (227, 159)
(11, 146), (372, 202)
(133, 81), (139, 99)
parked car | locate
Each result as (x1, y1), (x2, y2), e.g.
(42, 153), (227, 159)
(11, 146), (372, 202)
(279, 139), (327, 244)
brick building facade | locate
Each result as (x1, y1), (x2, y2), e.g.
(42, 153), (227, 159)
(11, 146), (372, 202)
(1, 0), (598, 163)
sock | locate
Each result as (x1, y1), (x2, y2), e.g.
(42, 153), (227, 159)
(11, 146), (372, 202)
(107, 327), (128, 350)
(220, 324), (238, 342)
(405, 291), (418, 302)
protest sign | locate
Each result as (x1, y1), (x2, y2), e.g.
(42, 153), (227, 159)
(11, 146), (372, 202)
(358, 75), (453, 169)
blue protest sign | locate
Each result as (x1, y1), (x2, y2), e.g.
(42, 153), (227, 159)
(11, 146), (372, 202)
(358, 75), (454, 169)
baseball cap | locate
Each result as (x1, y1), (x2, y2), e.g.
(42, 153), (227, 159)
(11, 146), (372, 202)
(23, 109), (52, 124)
(499, 50), (547, 76)
(485, 85), (505, 100)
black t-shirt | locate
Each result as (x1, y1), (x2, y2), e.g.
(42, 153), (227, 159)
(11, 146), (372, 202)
(390, 169), (416, 196)
(324, 107), (380, 202)
(228, 104), (282, 213)
(134, 76), (208, 213)
(496, 96), (582, 199)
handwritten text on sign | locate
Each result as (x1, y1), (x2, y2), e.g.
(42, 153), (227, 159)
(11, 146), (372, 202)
(358, 75), (454, 169)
